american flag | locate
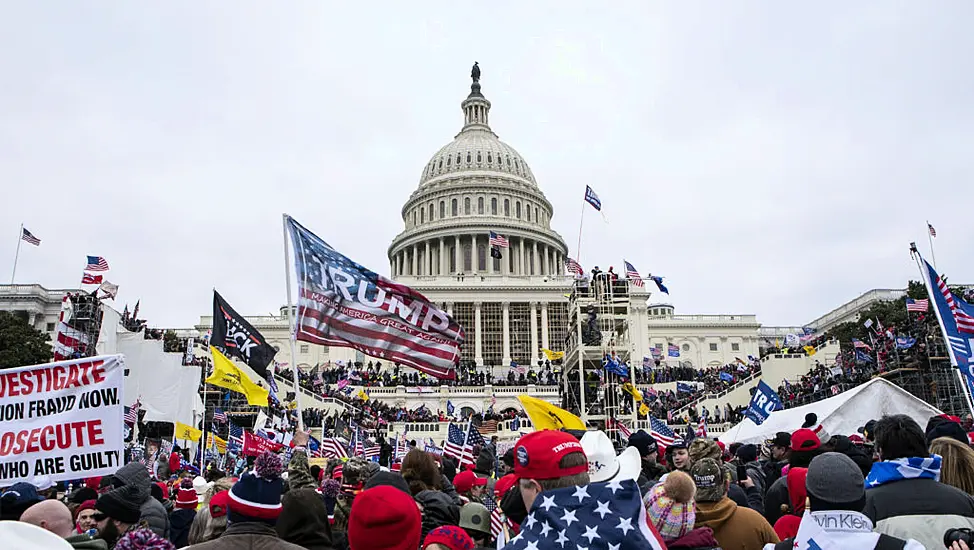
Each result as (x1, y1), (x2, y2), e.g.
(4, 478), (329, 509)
(696, 418), (708, 438)
(606, 417), (632, 439)
(364, 445), (380, 460)
(21, 227), (41, 246)
(906, 298), (929, 313)
(212, 408), (228, 423)
(623, 260), (643, 287)
(477, 420), (499, 435)
(852, 338), (872, 351)
(928, 222), (937, 237)
(932, 267), (974, 334)
(488, 231), (509, 248)
(123, 399), (140, 426)
(649, 416), (678, 447)
(444, 422), (481, 467)
(565, 257), (583, 277)
(81, 272), (102, 285)
(308, 436), (324, 458)
(286, 216), (464, 380)
(227, 422), (243, 453)
(394, 433), (408, 460)
(322, 437), (349, 459)
(85, 255), (110, 271)
(502, 480), (666, 550)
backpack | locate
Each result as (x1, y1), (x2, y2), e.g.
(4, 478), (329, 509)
(774, 534), (906, 550)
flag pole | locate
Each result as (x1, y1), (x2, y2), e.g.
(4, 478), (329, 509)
(282, 214), (305, 432)
(199, 389), (208, 472)
(575, 199), (585, 266)
(10, 223), (23, 284)
(927, 221), (938, 272)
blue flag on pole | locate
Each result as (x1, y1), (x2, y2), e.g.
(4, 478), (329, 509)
(919, 257), (974, 380)
(745, 380), (782, 425)
(676, 382), (693, 394)
(584, 185), (601, 211)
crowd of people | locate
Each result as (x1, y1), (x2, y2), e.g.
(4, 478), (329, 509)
(6, 407), (974, 549)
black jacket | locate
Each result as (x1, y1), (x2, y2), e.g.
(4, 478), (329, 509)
(276, 488), (335, 550)
(864, 477), (974, 550)
(636, 462), (667, 492)
(415, 489), (460, 539)
(763, 474), (789, 526)
(168, 509), (196, 548)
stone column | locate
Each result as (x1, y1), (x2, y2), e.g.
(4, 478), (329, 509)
(529, 302), (539, 365)
(546, 247), (553, 276)
(446, 302), (453, 317)
(454, 236), (461, 274)
(411, 245), (417, 275)
(519, 239), (526, 276)
(439, 237), (446, 275)
(501, 239), (510, 276)
(474, 302), (484, 365)
(532, 241), (539, 276)
(541, 302), (550, 352)
(424, 241), (431, 276)
(472, 234), (478, 274)
(502, 301), (511, 365)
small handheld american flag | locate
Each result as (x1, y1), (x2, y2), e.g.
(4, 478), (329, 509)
(213, 408), (228, 423)
(906, 298), (929, 313)
(85, 255), (110, 271)
(21, 227), (41, 246)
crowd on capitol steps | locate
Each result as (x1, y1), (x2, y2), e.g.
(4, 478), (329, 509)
(4, 406), (974, 550)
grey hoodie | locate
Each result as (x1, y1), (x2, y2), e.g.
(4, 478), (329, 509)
(112, 462), (170, 538)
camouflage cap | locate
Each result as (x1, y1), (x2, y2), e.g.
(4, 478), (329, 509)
(342, 458), (373, 486)
(688, 439), (721, 463)
(690, 458), (727, 502)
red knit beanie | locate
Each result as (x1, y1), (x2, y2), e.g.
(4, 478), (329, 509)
(347, 485), (421, 550)
(424, 525), (475, 550)
(175, 479), (198, 510)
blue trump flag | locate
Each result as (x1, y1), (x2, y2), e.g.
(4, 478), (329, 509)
(745, 380), (782, 425)
(919, 256), (974, 380)
(676, 382), (694, 394)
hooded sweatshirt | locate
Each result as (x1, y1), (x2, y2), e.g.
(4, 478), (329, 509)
(112, 462), (170, 538)
(276, 488), (335, 550)
(169, 508), (196, 548)
(695, 496), (779, 550)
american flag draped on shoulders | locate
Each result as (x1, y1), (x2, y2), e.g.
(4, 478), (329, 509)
(504, 479), (665, 550)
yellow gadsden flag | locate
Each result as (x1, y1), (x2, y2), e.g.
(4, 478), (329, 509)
(174, 422), (202, 442)
(541, 349), (565, 361)
(517, 394), (585, 431)
(207, 346), (270, 406)
(206, 433), (228, 454)
(803, 345), (817, 356)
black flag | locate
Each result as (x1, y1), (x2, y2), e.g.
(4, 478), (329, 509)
(490, 246), (502, 260)
(211, 291), (277, 377)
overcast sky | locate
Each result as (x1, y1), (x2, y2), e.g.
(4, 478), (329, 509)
(2, 3), (972, 329)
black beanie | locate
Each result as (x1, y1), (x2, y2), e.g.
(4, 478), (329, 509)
(735, 444), (758, 464)
(96, 485), (143, 524)
(364, 471), (410, 495)
(926, 419), (969, 446)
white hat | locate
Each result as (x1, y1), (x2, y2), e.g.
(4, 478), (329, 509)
(193, 475), (213, 496)
(31, 475), (54, 491)
(580, 431), (643, 483)
(0, 520), (72, 549)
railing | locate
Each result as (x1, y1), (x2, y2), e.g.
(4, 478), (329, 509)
(670, 370), (762, 418)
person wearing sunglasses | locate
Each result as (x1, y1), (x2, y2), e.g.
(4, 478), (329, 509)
(93, 485), (143, 549)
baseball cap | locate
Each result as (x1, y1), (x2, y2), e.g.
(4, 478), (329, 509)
(453, 470), (487, 494)
(513, 430), (587, 480)
(690, 458), (726, 502)
(459, 502), (491, 536)
(791, 428), (821, 451)
(770, 432), (791, 448)
(627, 430), (658, 456)
(494, 474), (517, 498)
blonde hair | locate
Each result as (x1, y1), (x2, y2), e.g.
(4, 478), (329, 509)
(203, 477), (233, 504)
(930, 437), (974, 496)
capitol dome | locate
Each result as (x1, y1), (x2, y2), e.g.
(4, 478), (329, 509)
(389, 64), (568, 281)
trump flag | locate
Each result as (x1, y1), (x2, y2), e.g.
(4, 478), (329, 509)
(285, 216), (464, 380)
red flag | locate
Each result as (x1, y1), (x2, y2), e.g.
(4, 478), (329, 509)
(242, 431), (283, 456)
(81, 272), (103, 285)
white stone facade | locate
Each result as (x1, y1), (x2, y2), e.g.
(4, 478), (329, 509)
(0, 284), (77, 338)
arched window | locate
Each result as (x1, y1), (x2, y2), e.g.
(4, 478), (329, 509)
(439, 201), (445, 218)
(476, 152), (482, 163)
(463, 245), (472, 272)
(413, 211), (417, 226)
(478, 197), (484, 214)
(420, 209), (425, 223)
(447, 155), (451, 166)
(491, 198), (497, 215)
(449, 246), (456, 273)
(451, 199), (458, 216)
(464, 198), (471, 215)
(437, 159), (442, 170)
(456, 153), (461, 164)
(526, 205), (531, 221)
(428, 203), (433, 220)
(477, 244), (487, 271)
(466, 153), (471, 163)
(504, 199), (510, 217)
(487, 152), (492, 163)
(516, 202), (521, 219)
(535, 207), (540, 223)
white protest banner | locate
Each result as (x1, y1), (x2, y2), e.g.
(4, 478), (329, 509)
(0, 354), (125, 485)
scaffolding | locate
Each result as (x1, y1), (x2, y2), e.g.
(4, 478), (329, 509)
(58, 292), (104, 359)
(879, 332), (974, 418)
(562, 274), (639, 437)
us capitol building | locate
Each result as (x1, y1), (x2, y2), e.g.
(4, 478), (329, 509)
(4, 65), (886, 417)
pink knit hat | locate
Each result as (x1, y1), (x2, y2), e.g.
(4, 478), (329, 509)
(644, 472), (696, 542)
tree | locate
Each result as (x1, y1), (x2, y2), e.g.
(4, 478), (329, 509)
(163, 329), (180, 353)
(0, 311), (52, 368)
(825, 281), (925, 345)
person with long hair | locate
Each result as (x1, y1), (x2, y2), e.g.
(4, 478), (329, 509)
(401, 449), (441, 496)
(930, 436), (974, 496)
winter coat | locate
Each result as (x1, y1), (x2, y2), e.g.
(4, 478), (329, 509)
(439, 473), (462, 506)
(864, 477), (974, 550)
(169, 508), (196, 548)
(169, 452), (181, 476)
(65, 533), (109, 550)
(637, 462), (668, 491)
(666, 526), (721, 549)
(728, 482), (763, 514)
(695, 497), (779, 550)
(276, 488), (335, 550)
(830, 436), (873, 477)
(415, 489), (461, 539)
(188, 522), (305, 550)
(286, 450), (316, 491)
(762, 475), (789, 527)
(113, 461), (171, 538)
(740, 460), (766, 496)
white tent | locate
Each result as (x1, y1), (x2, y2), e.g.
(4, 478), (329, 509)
(719, 377), (942, 445)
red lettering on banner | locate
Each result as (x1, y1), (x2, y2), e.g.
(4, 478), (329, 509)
(0, 420), (107, 456)
(0, 359), (109, 398)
